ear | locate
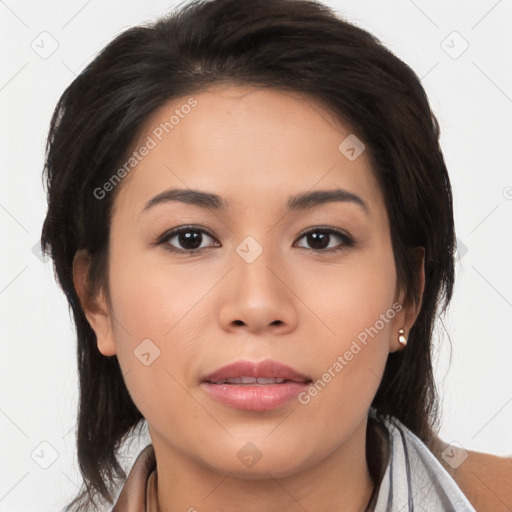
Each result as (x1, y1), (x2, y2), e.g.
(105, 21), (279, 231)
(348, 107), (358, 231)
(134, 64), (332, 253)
(72, 249), (117, 356)
(390, 246), (425, 353)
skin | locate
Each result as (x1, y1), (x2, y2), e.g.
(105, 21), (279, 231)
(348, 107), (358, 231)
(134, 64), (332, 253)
(74, 84), (424, 512)
(432, 439), (512, 511)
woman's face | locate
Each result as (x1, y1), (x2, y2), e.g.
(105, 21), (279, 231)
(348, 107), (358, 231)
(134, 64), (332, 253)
(78, 84), (418, 479)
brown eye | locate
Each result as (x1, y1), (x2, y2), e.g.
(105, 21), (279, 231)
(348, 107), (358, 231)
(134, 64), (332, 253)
(295, 227), (355, 253)
(158, 226), (220, 254)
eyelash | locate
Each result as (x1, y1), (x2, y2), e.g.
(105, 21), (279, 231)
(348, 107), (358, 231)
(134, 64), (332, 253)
(155, 225), (356, 256)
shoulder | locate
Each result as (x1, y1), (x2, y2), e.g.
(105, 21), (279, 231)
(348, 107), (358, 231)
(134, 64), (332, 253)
(433, 439), (512, 512)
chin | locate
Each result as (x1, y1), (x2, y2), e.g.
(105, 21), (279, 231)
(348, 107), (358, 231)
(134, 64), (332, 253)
(199, 444), (313, 481)
(214, 460), (305, 481)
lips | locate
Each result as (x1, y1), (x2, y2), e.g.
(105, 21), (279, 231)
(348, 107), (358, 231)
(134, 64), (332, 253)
(201, 359), (311, 384)
(200, 359), (312, 411)
(215, 376), (288, 384)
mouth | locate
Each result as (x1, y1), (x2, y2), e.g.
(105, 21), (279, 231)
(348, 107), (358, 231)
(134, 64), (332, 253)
(208, 376), (310, 385)
(200, 359), (313, 411)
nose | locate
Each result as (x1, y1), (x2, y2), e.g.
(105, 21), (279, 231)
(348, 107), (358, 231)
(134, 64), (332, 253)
(217, 242), (299, 335)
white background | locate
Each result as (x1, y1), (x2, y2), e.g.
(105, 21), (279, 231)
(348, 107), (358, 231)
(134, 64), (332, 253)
(1, 0), (511, 510)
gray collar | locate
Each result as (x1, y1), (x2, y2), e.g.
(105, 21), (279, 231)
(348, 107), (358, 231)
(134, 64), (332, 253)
(369, 408), (476, 511)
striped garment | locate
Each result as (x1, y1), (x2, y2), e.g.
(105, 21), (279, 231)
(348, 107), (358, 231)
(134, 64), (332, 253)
(368, 408), (476, 511)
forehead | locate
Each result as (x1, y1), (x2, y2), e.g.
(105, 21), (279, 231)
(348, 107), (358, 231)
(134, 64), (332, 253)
(112, 84), (385, 220)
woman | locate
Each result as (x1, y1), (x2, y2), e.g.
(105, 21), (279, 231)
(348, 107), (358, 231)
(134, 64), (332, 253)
(40, 0), (511, 510)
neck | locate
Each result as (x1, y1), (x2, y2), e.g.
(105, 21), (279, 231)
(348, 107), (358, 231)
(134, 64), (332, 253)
(150, 417), (376, 512)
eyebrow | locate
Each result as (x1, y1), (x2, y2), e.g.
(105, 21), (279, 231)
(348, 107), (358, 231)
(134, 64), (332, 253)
(143, 187), (369, 214)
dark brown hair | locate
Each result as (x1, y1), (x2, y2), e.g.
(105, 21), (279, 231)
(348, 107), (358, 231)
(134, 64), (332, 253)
(40, 0), (455, 509)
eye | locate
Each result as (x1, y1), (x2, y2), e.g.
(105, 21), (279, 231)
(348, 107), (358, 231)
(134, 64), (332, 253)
(157, 225), (220, 255)
(156, 225), (355, 255)
(294, 227), (355, 253)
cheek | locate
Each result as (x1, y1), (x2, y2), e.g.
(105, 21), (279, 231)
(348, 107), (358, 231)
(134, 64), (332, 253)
(297, 245), (397, 341)
(105, 244), (216, 413)
(295, 246), (397, 398)
(107, 243), (215, 343)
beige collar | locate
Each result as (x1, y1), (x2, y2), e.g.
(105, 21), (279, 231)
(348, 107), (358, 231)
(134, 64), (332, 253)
(146, 468), (159, 511)
(112, 444), (156, 511)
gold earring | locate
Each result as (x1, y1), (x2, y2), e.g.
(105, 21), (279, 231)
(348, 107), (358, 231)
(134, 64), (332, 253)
(398, 328), (407, 346)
